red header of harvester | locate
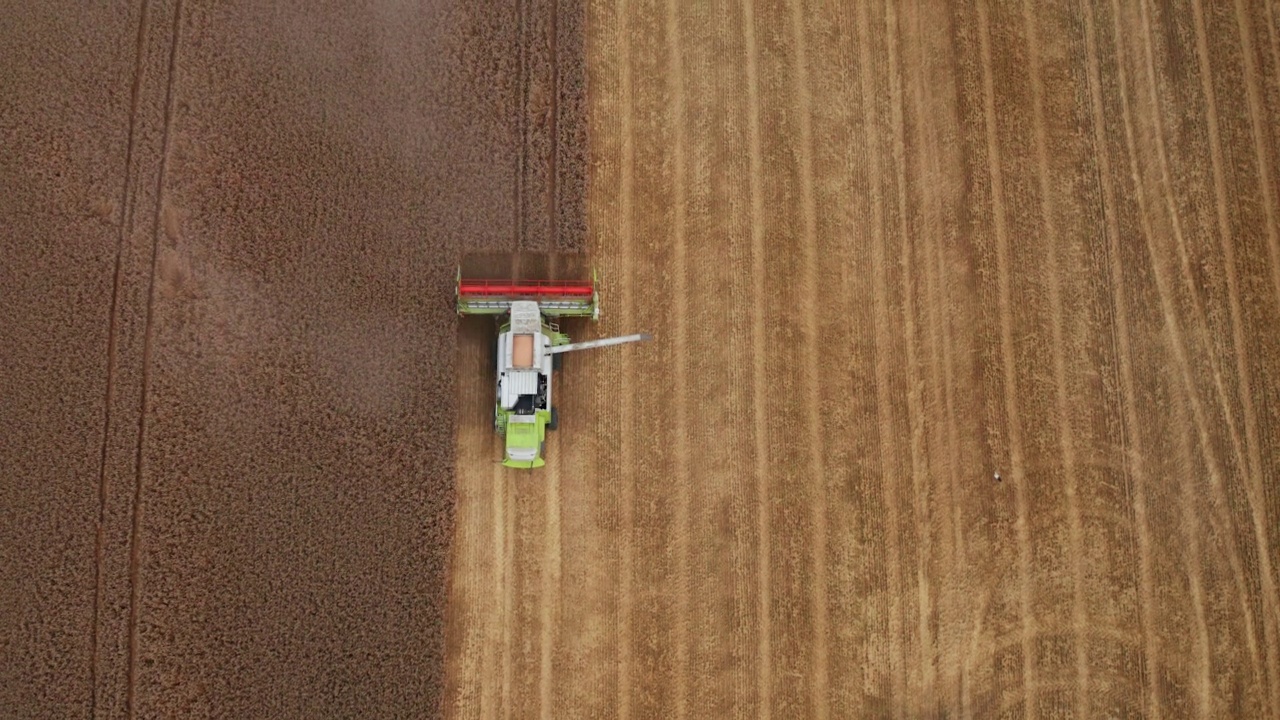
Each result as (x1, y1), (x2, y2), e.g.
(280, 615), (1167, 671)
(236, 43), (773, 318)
(457, 280), (595, 297)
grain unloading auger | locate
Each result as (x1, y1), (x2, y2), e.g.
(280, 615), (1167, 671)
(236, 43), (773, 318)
(456, 268), (652, 469)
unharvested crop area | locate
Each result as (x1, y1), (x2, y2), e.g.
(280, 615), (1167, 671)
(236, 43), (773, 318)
(444, 0), (1280, 718)
(1, 0), (582, 716)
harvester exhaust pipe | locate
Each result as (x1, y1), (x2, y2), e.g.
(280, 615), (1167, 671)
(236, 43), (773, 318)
(547, 333), (653, 354)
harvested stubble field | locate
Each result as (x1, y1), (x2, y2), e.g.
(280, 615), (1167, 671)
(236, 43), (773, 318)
(1, 0), (581, 716)
(443, 0), (1280, 718)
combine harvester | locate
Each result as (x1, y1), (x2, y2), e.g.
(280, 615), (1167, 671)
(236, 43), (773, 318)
(456, 268), (651, 469)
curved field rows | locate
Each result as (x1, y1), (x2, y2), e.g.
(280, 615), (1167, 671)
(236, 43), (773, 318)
(444, 0), (1280, 718)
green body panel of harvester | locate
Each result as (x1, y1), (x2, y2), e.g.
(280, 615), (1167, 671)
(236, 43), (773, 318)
(456, 266), (649, 469)
(498, 411), (545, 469)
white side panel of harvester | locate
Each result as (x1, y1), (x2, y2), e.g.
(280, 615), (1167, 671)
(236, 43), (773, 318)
(500, 370), (538, 409)
(496, 305), (555, 412)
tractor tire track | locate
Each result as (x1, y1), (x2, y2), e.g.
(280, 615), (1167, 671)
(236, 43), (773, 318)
(616, 2), (636, 714)
(709, 1), (762, 713)
(614, 0), (682, 707)
(516, 0), (528, 252)
(886, 1), (937, 705)
(739, 1), (773, 715)
(1080, 1), (1158, 715)
(571, 6), (627, 715)
(856, 4), (906, 716)
(930, 85), (967, 720)
(548, 0), (558, 251)
(496, 460), (512, 718)
(992, 674), (1147, 718)
(1132, 0), (1256, 513)
(479, 450), (498, 720)
(1173, 394), (1214, 718)
(907, 2), (968, 713)
(975, 2), (1037, 715)
(1191, 0), (1269, 577)
(538, 419), (560, 720)
(661, 1), (692, 716)
(1115, 7), (1268, 707)
(485, 387), (502, 720)
(785, 2), (828, 716)
(550, 247), (619, 715)
(669, 5), (747, 714)
(1134, 0), (1280, 693)
(1237, 0), (1280, 318)
(904, 0), (944, 622)
(519, 0), (562, 252)
(125, 1), (185, 714)
(1019, 3), (1090, 714)
(960, 589), (993, 719)
(810, 5), (872, 715)
(1110, 0), (1269, 706)
(1268, 0), (1280, 80)
(1229, 0), (1280, 635)
(1190, 5), (1280, 712)
(91, 1), (154, 714)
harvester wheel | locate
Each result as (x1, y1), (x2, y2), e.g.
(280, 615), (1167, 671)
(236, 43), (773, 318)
(548, 407), (558, 431)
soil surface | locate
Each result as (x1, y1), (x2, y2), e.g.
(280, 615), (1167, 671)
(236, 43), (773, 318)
(1, 0), (581, 716)
(443, 1), (1280, 718)
(6, 0), (1280, 718)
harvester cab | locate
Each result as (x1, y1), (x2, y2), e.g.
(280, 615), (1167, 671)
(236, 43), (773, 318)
(456, 268), (651, 469)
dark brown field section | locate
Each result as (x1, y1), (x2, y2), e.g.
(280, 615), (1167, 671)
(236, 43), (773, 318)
(0, 0), (584, 716)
